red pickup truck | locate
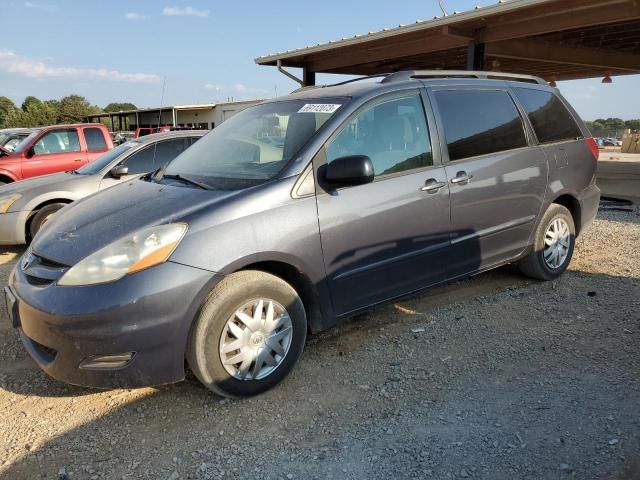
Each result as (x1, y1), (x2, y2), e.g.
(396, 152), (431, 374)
(0, 124), (113, 184)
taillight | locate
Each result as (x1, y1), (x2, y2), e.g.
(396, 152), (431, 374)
(585, 137), (599, 161)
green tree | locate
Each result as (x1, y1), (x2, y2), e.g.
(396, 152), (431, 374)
(624, 119), (640, 131)
(0, 96), (17, 128)
(56, 94), (101, 123)
(104, 102), (137, 113)
(21, 95), (43, 112)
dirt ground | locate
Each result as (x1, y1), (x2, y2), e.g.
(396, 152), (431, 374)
(1, 205), (639, 480)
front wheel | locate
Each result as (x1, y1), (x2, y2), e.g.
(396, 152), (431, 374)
(30, 203), (67, 240)
(518, 204), (576, 281)
(187, 270), (307, 398)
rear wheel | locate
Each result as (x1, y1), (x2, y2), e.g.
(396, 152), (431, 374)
(29, 203), (67, 239)
(518, 203), (575, 280)
(187, 270), (307, 398)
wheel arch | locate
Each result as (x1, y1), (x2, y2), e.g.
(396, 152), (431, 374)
(24, 197), (75, 242)
(236, 259), (326, 334)
(551, 193), (582, 235)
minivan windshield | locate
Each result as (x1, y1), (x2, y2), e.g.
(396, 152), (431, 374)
(162, 99), (346, 189)
(76, 142), (137, 175)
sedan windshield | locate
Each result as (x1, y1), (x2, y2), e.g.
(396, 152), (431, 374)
(162, 99), (346, 189)
(76, 142), (137, 175)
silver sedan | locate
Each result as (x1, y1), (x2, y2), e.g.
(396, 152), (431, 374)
(0, 130), (205, 245)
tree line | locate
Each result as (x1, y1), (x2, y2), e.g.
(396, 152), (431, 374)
(585, 118), (640, 137)
(0, 95), (136, 130)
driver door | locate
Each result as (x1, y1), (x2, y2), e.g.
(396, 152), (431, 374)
(315, 91), (452, 316)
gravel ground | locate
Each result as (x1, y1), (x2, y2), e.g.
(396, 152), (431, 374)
(0, 205), (639, 480)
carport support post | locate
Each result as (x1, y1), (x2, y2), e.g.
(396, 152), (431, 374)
(109, 114), (114, 132)
(172, 107), (177, 127)
(466, 40), (486, 71)
(303, 67), (316, 87)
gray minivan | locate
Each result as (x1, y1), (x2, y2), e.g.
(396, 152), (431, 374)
(7, 71), (600, 397)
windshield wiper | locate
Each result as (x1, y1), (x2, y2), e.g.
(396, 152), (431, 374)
(162, 174), (213, 190)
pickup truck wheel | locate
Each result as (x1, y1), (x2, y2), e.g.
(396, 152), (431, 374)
(30, 203), (66, 239)
(187, 270), (307, 398)
(519, 204), (575, 281)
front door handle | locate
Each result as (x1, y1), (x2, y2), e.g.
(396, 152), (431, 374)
(420, 179), (447, 193)
(73, 158), (84, 162)
(450, 171), (472, 185)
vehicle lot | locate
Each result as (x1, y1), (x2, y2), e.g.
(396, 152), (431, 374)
(0, 205), (638, 480)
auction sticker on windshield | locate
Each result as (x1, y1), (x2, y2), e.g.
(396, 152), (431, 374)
(298, 104), (342, 114)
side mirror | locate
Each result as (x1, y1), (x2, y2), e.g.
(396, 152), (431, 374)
(324, 155), (374, 187)
(110, 164), (129, 178)
(25, 146), (35, 159)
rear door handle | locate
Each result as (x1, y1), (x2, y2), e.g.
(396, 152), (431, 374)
(450, 171), (472, 185)
(420, 179), (447, 193)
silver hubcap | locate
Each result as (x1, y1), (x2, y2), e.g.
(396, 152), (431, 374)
(543, 217), (571, 269)
(219, 299), (293, 381)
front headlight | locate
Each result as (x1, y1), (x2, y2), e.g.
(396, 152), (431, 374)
(0, 194), (22, 213)
(58, 223), (188, 286)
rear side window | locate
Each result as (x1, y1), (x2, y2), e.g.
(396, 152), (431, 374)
(512, 88), (583, 144)
(434, 90), (527, 161)
(327, 93), (433, 178)
(84, 127), (108, 152)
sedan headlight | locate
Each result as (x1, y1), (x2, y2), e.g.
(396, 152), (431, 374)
(0, 194), (22, 213)
(58, 223), (187, 286)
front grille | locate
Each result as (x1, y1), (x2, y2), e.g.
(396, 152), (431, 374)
(22, 251), (69, 286)
(20, 331), (58, 365)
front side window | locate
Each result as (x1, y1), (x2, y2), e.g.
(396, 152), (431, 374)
(125, 138), (191, 174)
(77, 142), (136, 175)
(163, 99), (345, 189)
(434, 90), (528, 161)
(33, 130), (81, 155)
(512, 88), (583, 144)
(84, 127), (108, 152)
(326, 93), (433, 177)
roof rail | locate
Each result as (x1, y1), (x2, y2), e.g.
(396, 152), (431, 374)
(381, 70), (547, 85)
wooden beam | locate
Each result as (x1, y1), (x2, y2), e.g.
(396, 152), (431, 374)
(486, 38), (640, 72)
(481, 0), (640, 43)
(308, 33), (466, 72)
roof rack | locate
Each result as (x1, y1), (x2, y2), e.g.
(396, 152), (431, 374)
(381, 70), (547, 85)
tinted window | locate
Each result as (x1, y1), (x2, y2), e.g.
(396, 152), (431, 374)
(124, 139), (188, 174)
(84, 127), (107, 152)
(33, 130), (81, 155)
(327, 94), (432, 177)
(77, 142), (137, 175)
(512, 88), (583, 144)
(434, 90), (527, 161)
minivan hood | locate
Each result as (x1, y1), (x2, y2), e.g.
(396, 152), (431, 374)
(32, 179), (238, 266)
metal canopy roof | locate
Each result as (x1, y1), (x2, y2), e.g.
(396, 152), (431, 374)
(256, 0), (640, 83)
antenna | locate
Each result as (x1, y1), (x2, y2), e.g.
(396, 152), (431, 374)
(438, 0), (449, 16)
(152, 75), (167, 169)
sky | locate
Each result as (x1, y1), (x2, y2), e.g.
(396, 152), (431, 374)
(1, 0), (639, 120)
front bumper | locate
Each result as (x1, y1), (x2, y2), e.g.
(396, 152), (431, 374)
(8, 259), (220, 389)
(0, 211), (28, 245)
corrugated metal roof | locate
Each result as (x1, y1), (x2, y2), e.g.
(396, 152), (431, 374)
(255, 0), (554, 64)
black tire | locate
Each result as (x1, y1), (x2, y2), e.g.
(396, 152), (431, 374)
(186, 270), (307, 398)
(30, 203), (67, 239)
(518, 203), (576, 281)
(0, 181), (6, 186)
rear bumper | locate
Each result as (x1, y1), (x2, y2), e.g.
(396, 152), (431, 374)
(578, 183), (601, 234)
(0, 211), (28, 245)
(8, 260), (220, 389)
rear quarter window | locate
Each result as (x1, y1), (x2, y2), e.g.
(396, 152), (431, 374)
(433, 89), (528, 161)
(512, 88), (583, 144)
